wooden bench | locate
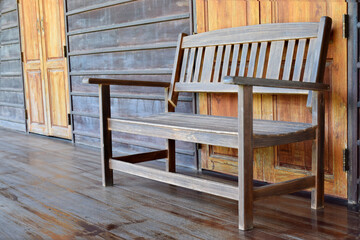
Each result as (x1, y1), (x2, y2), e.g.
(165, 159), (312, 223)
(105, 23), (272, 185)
(84, 16), (332, 230)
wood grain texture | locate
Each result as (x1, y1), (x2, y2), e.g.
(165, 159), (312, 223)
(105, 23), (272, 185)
(0, 128), (358, 239)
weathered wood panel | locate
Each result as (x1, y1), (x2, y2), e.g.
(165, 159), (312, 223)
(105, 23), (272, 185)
(0, 0), (26, 132)
(65, 0), (193, 167)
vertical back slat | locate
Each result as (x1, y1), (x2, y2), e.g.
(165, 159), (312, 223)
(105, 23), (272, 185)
(213, 46), (224, 82)
(179, 48), (189, 82)
(201, 46), (216, 82)
(221, 45), (232, 81)
(266, 41), (285, 79)
(186, 48), (196, 82)
(239, 44), (249, 77)
(256, 42), (268, 78)
(247, 43), (258, 77)
(282, 40), (296, 80)
(303, 38), (317, 82)
(230, 44), (240, 76)
(193, 47), (204, 83)
(292, 39), (307, 81)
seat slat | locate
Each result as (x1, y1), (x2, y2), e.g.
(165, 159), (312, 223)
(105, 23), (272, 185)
(282, 40), (296, 80)
(230, 44), (240, 76)
(256, 42), (268, 78)
(247, 43), (258, 77)
(266, 41), (285, 79)
(201, 46), (216, 83)
(109, 113), (316, 149)
(292, 39), (307, 81)
(213, 46), (224, 83)
(239, 43), (249, 77)
(179, 48), (189, 82)
(193, 47), (204, 83)
(186, 48), (196, 82)
(221, 45), (232, 81)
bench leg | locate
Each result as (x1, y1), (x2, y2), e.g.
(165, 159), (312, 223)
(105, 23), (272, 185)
(167, 139), (176, 172)
(311, 92), (325, 209)
(238, 85), (254, 230)
(99, 84), (113, 186)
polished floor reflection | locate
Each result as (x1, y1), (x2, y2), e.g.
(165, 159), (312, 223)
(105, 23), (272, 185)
(0, 128), (359, 239)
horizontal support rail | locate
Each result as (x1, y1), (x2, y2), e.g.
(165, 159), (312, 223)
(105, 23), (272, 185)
(254, 176), (315, 200)
(112, 150), (168, 163)
(110, 159), (238, 200)
(84, 78), (171, 87)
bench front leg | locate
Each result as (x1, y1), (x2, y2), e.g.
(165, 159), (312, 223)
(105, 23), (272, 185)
(311, 91), (325, 209)
(238, 85), (254, 230)
(99, 84), (113, 186)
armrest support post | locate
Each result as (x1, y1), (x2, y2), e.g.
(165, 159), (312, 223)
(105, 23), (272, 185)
(99, 84), (113, 186)
(238, 85), (254, 230)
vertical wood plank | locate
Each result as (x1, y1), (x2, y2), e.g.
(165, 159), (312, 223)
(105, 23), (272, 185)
(230, 44), (240, 76)
(193, 47), (204, 83)
(186, 48), (196, 82)
(282, 40), (296, 80)
(99, 84), (113, 186)
(247, 43), (258, 77)
(238, 85), (253, 230)
(179, 48), (189, 82)
(201, 46), (216, 83)
(266, 41), (285, 79)
(213, 46), (224, 83)
(292, 39), (307, 81)
(256, 42), (268, 78)
(239, 44), (249, 77)
(303, 38), (317, 82)
(221, 45), (232, 81)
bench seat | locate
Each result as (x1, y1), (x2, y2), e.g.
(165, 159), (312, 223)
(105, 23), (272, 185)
(109, 112), (316, 149)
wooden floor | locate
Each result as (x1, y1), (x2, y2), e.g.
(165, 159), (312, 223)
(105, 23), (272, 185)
(0, 128), (359, 240)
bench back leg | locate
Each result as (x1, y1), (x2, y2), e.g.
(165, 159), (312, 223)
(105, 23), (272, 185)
(167, 139), (176, 172)
(238, 85), (254, 230)
(311, 92), (325, 209)
(99, 84), (114, 186)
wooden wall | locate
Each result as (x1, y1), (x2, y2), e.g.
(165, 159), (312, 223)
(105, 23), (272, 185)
(196, 0), (348, 198)
(0, 0), (26, 132)
(64, 0), (194, 166)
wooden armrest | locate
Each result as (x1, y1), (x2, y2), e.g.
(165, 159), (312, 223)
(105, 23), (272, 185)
(83, 77), (171, 88)
(223, 76), (330, 91)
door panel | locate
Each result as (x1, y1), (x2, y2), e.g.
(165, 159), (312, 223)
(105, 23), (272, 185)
(196, 0), (347, 198)
(27, 71), (45, 124)
(20, 0), (71, 139)
(21, 0), (40, 61)
(42, 0), (64, 60)
(40, 0), (71, 138)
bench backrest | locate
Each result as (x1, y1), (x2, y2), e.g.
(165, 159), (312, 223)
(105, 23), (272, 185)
(168, 16), (332, 107)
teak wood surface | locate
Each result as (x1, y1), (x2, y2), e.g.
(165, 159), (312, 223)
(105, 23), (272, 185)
(18, 0), (71, 139)
(85, 17), (332, 230)
(196, 0), (347, 199)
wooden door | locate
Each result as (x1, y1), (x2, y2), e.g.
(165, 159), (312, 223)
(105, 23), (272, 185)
(196, 0), (347, 198)
(19, 0), (71, 139)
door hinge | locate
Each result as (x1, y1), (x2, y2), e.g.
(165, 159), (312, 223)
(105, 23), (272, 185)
(343, 148), (349, 172)
(63, 45), (67, 58)
(21, 52), (24, 63)
(24, 109), (28, 120)
(343, 14), (349, 39)
(67, 113), (71, 125)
